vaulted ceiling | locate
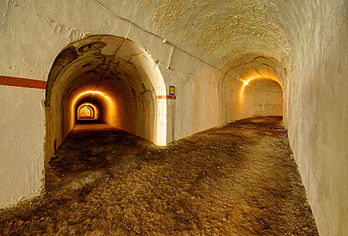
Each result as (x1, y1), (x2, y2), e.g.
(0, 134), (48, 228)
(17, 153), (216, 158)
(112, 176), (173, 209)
(100, 0), (298, 69)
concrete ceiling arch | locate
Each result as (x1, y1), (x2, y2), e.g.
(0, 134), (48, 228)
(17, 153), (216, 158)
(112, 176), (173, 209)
(45, 34), (168, 166)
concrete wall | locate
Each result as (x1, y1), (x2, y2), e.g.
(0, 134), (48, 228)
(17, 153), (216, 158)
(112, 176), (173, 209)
(0, 86), (45, 208)
(0, 1), (347, 235)
(243, 80), (283, 118)
(284, 1), (348, 235)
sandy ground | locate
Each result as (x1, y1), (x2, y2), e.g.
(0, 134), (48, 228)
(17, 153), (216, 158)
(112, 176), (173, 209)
(0, 117), (318, 235)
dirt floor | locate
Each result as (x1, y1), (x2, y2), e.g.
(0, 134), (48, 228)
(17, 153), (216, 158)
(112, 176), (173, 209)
(0, 117), (318, 235)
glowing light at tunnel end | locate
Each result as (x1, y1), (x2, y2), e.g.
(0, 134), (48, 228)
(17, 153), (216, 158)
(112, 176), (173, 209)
(70, 90), (115, 131)
(242, 80), (249, 88)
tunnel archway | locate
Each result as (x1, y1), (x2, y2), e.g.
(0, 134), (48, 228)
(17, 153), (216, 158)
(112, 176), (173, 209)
(219, 52), (288, 124)
(77, 103), (97, 121)
(78, 105), (94, 120)
(45, 35), (167, 166)
(240, 78), (283, 118)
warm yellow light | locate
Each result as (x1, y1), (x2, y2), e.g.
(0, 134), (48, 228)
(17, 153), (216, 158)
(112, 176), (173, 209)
(155, 99), (167, 146)
(78, 90), (108, 97)
(77, 103), (99, 120)
(80, 106), (92, 117)
(69, 90), (116, 130)
(239, 79), (253, 107)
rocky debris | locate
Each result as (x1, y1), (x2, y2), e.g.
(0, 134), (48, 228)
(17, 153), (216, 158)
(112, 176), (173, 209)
(0, 117), (318, 235)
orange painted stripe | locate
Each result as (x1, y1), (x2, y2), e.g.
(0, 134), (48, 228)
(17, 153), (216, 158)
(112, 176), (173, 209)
(0, 75), (47, 89)
(157, 95), (176, 100)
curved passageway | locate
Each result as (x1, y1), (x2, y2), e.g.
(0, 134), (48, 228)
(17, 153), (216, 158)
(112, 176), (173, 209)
(219, 53), (287, 125)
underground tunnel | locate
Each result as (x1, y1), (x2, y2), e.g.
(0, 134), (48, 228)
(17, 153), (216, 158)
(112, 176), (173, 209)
(76, 103), (98, 121)
(240, 79), (283, 118)
(219, 53), (287, 124)
(44, 35), (167, 171)
(0, 1), (346, 235)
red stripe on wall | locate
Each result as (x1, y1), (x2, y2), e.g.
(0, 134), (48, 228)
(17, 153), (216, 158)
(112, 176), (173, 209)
(0, 76), (47, 89)
(156, 95), (176, 100)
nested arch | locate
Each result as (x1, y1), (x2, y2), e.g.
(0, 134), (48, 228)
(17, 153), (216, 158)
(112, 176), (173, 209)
(77, 103), (97, 120)
(219, 52), (288, 123)
(45, 35), (167, 165)
(240, 78), (283, 117)
(79, 105), (93, 119)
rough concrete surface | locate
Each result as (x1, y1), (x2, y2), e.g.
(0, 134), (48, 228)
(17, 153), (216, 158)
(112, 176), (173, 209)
(0, 86), (45, 209)
(0, 0), (347, 235)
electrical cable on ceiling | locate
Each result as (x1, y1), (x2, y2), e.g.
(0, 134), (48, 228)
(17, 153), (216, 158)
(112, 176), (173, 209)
(167, 45), (174, 70)
(125, 21), (132, 40)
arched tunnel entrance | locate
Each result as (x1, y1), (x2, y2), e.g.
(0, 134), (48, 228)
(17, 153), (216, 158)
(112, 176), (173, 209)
(77, 103), (98, 121)
(219, 52), (287, 124)
(44, 35), (167, 186)
(240, 78), (283, 118)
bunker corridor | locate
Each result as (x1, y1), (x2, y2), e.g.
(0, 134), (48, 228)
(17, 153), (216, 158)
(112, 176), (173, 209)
(0, 1), (347, 235)
(43, 35), (287, 192)
(44, 35), (167, 167)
